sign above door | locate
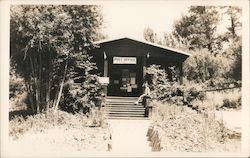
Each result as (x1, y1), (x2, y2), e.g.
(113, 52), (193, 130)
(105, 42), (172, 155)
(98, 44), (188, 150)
(113, 57), (137, 64)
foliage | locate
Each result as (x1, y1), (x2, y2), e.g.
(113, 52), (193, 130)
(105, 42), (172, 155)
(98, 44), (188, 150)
(162, 32), (189, 51)
(221, 6), (242, 40)
(183, 47), (242, 87)
(184, 49), (225, 83)
(10, 5), (104, 113)
(146, 64), (206, 106)
(9, 65), (26, 100)
(150, 101), (240, 152)
(61, 75), (103, 113)
(9, 109), (107, 139)
(219, 97), (241, 110)
(146, 64), (174, 101)
(143, 27), (157, 43)
(225, 37), (242, 81)
(182, 83), (206, 106)
(9, 65), (29, 110)
(143, 6), (242, 86)
(173, 6), (221, 53)
(171, 6), (242, 85)
(220, 6), (242, 81)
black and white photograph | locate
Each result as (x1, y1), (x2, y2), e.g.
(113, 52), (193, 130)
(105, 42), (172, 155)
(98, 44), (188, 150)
(0, 0), (249, 157)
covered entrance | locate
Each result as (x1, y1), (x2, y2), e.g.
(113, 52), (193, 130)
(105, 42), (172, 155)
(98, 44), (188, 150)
(90, 37), (191, 97)
(108, 56), (143, 96)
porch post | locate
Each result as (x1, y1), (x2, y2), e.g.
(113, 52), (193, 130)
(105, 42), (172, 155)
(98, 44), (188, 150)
(104, 60), (108, 77)
(143, 55), (146, 79)
(103, 51), (108, 77)
(103, 51), (108, 96)
(179, 62), (183, 85)
(143, 52), (150, 79)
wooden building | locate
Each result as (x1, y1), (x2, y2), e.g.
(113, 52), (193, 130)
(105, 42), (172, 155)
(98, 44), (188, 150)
(90, 37), (191, 97)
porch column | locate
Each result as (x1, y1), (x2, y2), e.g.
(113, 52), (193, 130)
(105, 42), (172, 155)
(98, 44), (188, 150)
(143, 55), (146, 79)
(179, 62), (183, 85)
(143, 52), (150, 79)
(104, 60), (108, 77)
(103, 51), (108, 96)
(103, 51), (108, 77)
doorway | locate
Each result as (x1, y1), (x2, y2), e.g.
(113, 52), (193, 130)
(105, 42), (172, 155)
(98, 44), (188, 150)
(108, 59), (143, 96)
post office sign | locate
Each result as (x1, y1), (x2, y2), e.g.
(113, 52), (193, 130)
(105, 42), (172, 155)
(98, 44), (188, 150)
(113, 57), (137, 64)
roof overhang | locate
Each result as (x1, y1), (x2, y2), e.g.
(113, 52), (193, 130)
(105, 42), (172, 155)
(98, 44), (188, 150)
(94, 37), (192, 57)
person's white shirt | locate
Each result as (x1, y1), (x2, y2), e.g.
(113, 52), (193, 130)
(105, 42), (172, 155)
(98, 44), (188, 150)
(135, 82), (150, 104)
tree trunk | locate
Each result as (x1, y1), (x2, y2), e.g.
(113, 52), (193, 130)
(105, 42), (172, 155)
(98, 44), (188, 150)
(26, 59), (35, 113)
(29, 55), (40, 113)
(34, 55), (40, 113)
(46, 52), (51, 111)
(54, 59), (68, 111)
(25, 81), (35, 113)
(39, 51), (43, 111)
(231, 16), (236, 39)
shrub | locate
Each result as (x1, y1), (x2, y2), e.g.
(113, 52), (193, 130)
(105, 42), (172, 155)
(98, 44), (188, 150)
(183, 49), (239, 88)
(9, 109), (106, 139)
(146, 64), (181, 102)
(146, 65), (206, 106)
(221, 97), (241, 110)
(182, 83), (206, 105)
(9, 66), (29, 110)
(150, 101), (236, 152)
(203, 88), (241, 111)
(183, 49), (222, 83)
(61, 75), (104, 114)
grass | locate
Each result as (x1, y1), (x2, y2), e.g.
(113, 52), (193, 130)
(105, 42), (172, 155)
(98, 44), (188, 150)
(9, 108), (107, 139)
(9, 108), (112, 152)
(149, 100), (241, 152)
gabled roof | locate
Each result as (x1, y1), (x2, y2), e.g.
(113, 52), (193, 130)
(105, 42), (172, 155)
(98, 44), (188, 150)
(94, 37), (192, 57)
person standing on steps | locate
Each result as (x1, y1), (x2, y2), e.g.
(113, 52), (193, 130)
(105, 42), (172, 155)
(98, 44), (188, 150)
(135, 81), (151, 105)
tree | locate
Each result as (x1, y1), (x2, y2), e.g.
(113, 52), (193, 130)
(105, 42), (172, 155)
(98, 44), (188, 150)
(184, 49), (218, 83)
(162, 32), (190, 52)
(162, 32), (177, 48)
(10, 5), (104, 113)
(223, 6), (242, 40)
(173, 6), (242, 84)
(143, 27), (158, 43)
(220, 6), (242, 81)
(173, 6), (221, 53)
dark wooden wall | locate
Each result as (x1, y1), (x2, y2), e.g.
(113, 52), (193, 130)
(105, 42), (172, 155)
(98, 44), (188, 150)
(89, 38), (188, 84)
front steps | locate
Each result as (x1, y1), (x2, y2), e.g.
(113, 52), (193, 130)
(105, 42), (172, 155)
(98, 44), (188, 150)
(105, 96), (148, 119)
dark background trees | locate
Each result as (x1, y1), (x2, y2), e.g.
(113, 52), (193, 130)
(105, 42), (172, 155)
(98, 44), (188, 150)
(143, 6), (242, 86)
(10, 5), (104, 113)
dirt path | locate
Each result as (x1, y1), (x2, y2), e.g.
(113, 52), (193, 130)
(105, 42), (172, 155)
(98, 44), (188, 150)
(7, 126), (111, 157)
(107, 119), (152, 155)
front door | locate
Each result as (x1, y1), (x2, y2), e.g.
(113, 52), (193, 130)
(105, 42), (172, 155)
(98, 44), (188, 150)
(108, 57), (143, 96)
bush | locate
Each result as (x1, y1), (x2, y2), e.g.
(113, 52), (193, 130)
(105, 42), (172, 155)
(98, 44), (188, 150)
(146, 64), (181, 102)
(150, 101), (237, 152)
(9, 66), (29, 110)
(183, 49), (239, 88)
(61, 75), (104, 114)
(9, 109), (106, 139)
(221, 97), (241, 110)
(146, 65), (206, 106)
(182, 83), (206, 105)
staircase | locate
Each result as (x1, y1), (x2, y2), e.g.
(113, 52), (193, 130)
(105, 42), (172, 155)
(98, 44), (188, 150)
(105, 96), (148, 119)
